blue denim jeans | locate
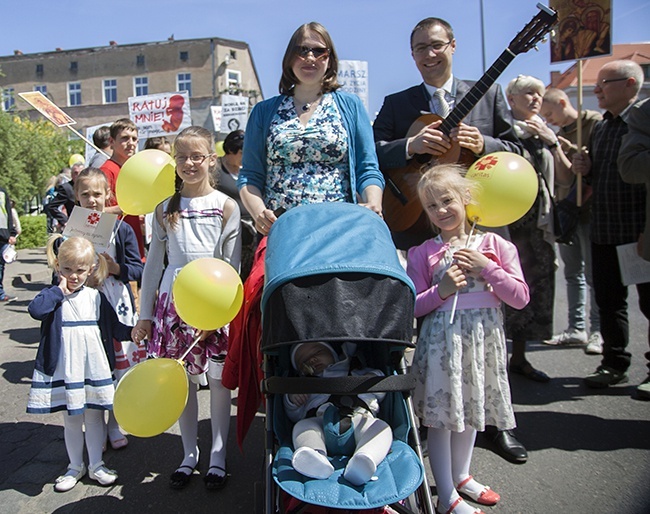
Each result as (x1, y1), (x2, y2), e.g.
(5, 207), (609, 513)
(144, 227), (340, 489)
(557, 220), (600, 333)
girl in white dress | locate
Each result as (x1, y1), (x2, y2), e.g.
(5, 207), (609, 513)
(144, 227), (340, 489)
(73, 167), (144, 450)
(133, 126), (241, 490)
(406, 165), (530, 514)
(27, 236), (133, 492)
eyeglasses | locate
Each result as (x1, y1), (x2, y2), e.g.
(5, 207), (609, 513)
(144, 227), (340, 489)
(595, 77), (628, 88)
(174, 154), (211, 165)
(412, 40), (452, 55)
(295, 46), (330, 61)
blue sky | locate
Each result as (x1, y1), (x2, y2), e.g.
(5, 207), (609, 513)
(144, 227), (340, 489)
(1, 0), (647, 116)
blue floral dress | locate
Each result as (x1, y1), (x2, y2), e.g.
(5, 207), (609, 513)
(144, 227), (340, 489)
(264, 94), (352, 212)
(412, 234), (516, 432)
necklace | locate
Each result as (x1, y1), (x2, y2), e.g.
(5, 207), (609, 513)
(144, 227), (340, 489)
(302, 103), (311, 112)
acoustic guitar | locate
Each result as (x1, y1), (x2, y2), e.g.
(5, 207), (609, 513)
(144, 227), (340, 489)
(382, 4), (558, 233)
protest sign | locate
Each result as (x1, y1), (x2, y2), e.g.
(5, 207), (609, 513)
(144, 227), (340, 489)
(220, 95), (248, 133)
(338, 60), (369, 113)
(62, 206), (118, 254)
(18, 91), (76, 127)
(129, 92), (192, 139)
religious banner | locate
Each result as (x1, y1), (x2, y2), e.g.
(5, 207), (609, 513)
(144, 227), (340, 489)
(550, 0), (612, 63)
(220, 95), (248, 133)
(62, 206), (118, 254)
(128, 91), (192, 139)
(18, 91), (76, 127)
(338, 60), (369, 113)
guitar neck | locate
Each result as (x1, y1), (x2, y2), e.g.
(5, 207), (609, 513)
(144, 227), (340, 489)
(440, 48), (516, 134)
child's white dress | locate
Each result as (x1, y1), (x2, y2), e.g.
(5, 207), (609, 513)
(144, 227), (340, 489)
(27, 287), (115, 415)
(412, 233), (516, 432)
(146, 190), (240, 376)
(99, 238), (143, 380)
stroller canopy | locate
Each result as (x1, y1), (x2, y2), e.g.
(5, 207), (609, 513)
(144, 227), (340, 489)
(262, 203), (415, 313)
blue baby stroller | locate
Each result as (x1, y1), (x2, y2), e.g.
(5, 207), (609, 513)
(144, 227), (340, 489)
(258, 203), (434, 514)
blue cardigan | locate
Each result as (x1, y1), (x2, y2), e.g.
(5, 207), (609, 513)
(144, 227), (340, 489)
(237, 90), (384, 200)
(29, 286), (133, 375)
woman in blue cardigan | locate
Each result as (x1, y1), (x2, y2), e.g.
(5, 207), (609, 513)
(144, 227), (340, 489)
(237, 21), (384, 235)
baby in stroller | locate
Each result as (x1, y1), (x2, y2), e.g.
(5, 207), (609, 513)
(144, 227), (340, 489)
(285, 341), (393, 486)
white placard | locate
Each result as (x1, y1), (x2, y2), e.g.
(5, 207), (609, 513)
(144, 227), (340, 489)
(338, 60), (369, 113)
(128, 92), (192, 139)
(616, 242), (650, 286)
(220, 94), (248, 133)
(62, 207), (118, 254)
(210, 105), (223, 132)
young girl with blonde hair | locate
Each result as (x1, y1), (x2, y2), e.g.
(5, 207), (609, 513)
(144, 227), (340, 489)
(27, 236), (133, 492)
(406, 164), (530, 514)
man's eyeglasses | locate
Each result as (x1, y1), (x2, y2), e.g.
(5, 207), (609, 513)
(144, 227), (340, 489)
(295, 46), (330, 61)
(412, 40), (452, 55)
(174, 154), (211, 165)
(595, 77), (628, 88)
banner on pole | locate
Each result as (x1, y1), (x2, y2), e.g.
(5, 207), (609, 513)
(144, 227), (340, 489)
(18, 91), (76, 127)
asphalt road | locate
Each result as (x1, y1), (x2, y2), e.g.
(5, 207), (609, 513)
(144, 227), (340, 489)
(0, 248), (648, 513)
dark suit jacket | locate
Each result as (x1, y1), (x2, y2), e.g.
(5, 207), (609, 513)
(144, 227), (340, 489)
(373, 78), (522, 248)
(373, 79), (521, 171)
(44, 181), (75, 225)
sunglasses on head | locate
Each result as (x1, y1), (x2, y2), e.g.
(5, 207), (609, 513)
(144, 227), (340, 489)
(295, 45), (330, 60)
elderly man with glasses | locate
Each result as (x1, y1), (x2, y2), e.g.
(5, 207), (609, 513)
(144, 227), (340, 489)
(572, 60), (650, 400)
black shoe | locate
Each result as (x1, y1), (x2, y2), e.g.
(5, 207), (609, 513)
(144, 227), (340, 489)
(490, 429), (528, 464)
(204, 465), (228, 490)
(170, 465), (195, 489)
(509, 361), (551, 383)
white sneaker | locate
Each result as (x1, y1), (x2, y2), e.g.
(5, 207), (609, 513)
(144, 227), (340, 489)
(54, 463), (86, 492)
(543, 328), (588, 346)
(88, 461), (118, 486)
(585, 332), (604, 355)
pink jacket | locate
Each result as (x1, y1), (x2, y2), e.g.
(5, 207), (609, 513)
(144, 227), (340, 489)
(406, 232), (529, 318)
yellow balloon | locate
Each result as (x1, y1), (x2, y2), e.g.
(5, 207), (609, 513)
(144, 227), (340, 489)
(114, 358), (188, 437)
(69, 153), (84, 167)
(215, 141), (225, 157)
(172, 258), (244, 330)
(115, 149), (176, 215)
(465, 152), (538, 227)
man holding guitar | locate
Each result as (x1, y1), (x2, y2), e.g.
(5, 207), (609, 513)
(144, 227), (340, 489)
(373, 17), (522, 251)
(373, 10), (558, 466)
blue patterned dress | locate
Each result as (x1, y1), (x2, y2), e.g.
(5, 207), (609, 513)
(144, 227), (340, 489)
(264, 94), (352, 212)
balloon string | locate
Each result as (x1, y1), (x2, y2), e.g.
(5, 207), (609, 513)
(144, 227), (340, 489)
(107, 217), (125, 249)
(178, 334), (202, 363)
(449, 217), (478, 325)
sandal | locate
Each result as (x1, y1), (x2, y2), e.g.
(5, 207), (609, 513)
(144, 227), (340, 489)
(170, 465), (195, 489)
(456, 475), (500, 506)
(436, 497), (485, 514)
(204, 465), (228, 490)
(109, 435), (128, 450)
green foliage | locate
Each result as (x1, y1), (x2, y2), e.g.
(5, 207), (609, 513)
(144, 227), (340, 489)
(16, 214), (48, 249)
(0, 112), (72, 209)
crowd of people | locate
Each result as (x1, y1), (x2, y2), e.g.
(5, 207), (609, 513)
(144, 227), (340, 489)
(2, 15), (648, 514)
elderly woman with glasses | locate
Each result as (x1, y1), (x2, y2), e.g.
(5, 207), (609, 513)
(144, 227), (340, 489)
(237, 21), (384, 236)
(504, 75), (573, 383)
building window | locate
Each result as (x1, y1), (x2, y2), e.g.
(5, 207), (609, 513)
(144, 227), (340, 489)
(2, 87), (15, 111)
(103, 79), (117, 104)
(68, 82), (82, 106)
(34, 85), (47, 95)
(180, 51), (189, 61)
(70, 61), (78, 72)
(229, 50), (237, 60)
(227, 70), (242, 91)
(134, 76), (148, 96)
(36, 63), (44, 76)
(643, 64), (650, 81)
(136, 54), (145, 67)
(177, 73), (192, 97)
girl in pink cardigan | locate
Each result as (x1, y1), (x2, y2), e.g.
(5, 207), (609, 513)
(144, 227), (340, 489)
(406, 164), (529, 514)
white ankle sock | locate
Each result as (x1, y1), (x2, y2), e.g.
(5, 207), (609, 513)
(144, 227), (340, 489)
(344, 453), (376, 486)
(456, 476), (485, 497)
(292, 447), (334, 480)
